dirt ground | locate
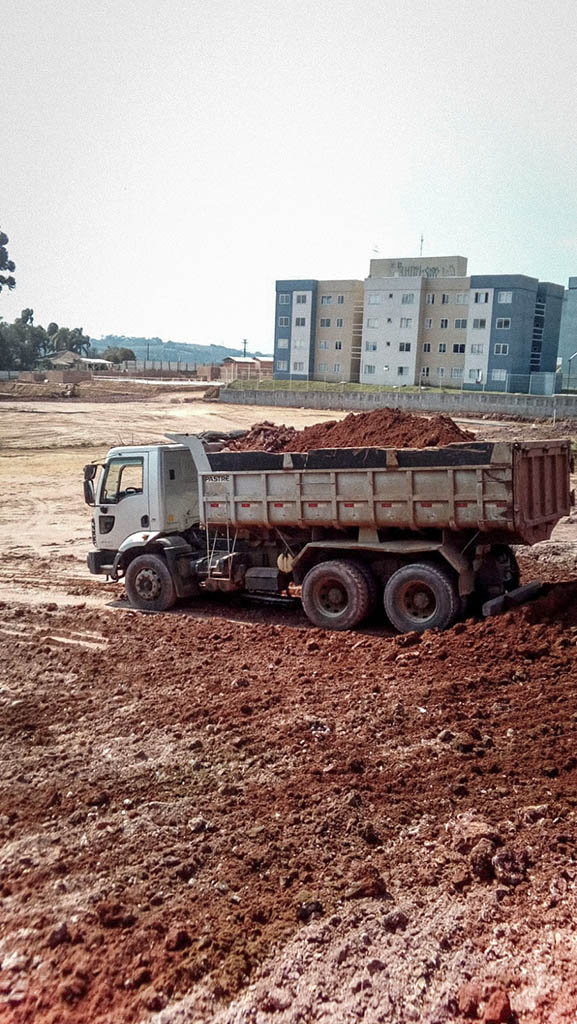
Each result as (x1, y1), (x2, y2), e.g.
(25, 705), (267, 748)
(1, 390), (577, 1024)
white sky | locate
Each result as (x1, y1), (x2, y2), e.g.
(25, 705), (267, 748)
(1, 0), (576, 350)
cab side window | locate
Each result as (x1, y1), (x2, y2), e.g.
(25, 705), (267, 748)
(101, 458), (143, 503)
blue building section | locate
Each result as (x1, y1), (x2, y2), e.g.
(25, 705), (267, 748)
(557, 278), (577, 385)
(469, 275), (563, 392)
(274, 280), (317, 380)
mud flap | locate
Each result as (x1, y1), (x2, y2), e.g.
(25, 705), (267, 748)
(482, 581), (542, 618)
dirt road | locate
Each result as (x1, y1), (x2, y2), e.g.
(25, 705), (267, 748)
(1, 393), (577, 1024)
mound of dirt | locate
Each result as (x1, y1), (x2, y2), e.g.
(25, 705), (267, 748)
(228, 408), (475, 453)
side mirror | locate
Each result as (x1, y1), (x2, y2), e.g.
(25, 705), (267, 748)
(83, 479), (95, 506)
(84, 463), (98, 481)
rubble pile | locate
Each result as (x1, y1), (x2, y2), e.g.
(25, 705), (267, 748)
(228, 407), (475, 453)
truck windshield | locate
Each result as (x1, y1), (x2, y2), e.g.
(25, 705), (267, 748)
(100, 457), (143, 504)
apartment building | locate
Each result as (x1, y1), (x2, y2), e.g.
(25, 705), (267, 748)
(463, 276), (564, 391)
(557, 277), (577, 384)
(313, 280), (363, 382)
(360, 256), (470, 387)
(274, 279), (363, 382)
(275, 259), (565, 391)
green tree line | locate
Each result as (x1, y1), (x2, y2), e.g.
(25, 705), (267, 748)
(0, 311), (135, 370)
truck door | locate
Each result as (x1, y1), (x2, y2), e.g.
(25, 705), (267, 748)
(96, 453), (149, 551)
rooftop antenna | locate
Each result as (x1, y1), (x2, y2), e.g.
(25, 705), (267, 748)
(372, 243), (380, 256)
(419, 233), (424, 257)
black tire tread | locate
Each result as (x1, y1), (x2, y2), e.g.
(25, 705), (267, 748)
(302, 559), (372, 631)
(383, 561), (459, 634)
(125, 553), (177, 612)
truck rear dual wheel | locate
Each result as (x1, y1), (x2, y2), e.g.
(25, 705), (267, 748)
(302, 559), (376, 631)
(383, 562), (459, 634)
(125, 554), (177, 612)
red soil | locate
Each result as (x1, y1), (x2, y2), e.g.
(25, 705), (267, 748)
(229, 408), (475, 453)
(1, 582), (577, 1022)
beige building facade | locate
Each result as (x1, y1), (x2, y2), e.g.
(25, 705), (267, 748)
(312, 279), (363, 383)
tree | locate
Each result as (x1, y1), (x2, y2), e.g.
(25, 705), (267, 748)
(0, 230), (15, 294)
(102, 346), (136, 363)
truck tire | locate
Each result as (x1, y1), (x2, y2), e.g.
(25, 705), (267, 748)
(383, 562), (459, 634)
(352, 561), (380, 613)
(302, 559), (372, 631)
(125, 554), (177, 612)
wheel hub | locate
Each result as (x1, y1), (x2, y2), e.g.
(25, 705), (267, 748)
(400, 581), (436, 621)
(318, 581), (348, 615)
(135, 567), (162, 600)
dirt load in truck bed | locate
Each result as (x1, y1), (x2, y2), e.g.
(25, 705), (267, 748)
(227, 408), (475, 453)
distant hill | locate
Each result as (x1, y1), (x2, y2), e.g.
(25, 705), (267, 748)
(92, 336), (270, 364)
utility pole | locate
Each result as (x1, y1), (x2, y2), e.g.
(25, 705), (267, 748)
(419, 233), (424, 257)
(242, 338), (247, 357)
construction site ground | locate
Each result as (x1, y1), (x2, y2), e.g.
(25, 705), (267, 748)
(1, 387), (577, 1024)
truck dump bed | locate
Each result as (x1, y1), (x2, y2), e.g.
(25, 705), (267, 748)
(199, 439), (571, 545)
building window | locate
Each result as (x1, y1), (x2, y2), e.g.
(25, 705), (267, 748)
(277, 338), (289, 349)
(468, 368), (483, 382)
(452, 343), (465, 354)
(397, 366), (409, 376)
(426, 294), (435, 305)
(494, 343), (509, 355)
(337, 295), (344, 304)
(293, 339), (305, 349)
(296, 294), (307, 304)
(276, 360), (288, 371)
(293, 361), (304, 372)
(295, 317), (306, 327)
(333, 362), (341, 373)
(278, 316), (289, 327)
(279, 293), (290, 304)
(437, 367), (445, 377)
(496, 318), (511, 330)
(454, 319), (467, 329)
(421, 366), (430, 377)
(474, 291), (489, 304)
(336, 318), (343, 327)
(442, 294), (450, 304)
(335, 340), (342, 350)
(364, 364), (376, 375)
(318, 362), (328, 372)
(440, 319), (448, 329)
(424, 318), (432, 329)
(498, 291), (512, 303)
(423, 342), (431, 352)
(368, 293), (382, 304)
(321, 295), (332, 305)
(400, 317), (413, 328)
(473, 318), (486, 329)
(471, 343), (484, 354)
(451, 367), (463, 378)
(320, 318), (331, 327)
(438, 343), (446, 353)
(319, 340), (329, 350)
(455, 293), (468, 305)
(401, 293), (415, 304)
(365, 341), (377, 351)
(367, 318), (379, 328)
(399, 342), (411, 352)
(491, 369), (507, 382)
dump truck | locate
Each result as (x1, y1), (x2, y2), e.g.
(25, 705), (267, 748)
(84, 434), (572, 634)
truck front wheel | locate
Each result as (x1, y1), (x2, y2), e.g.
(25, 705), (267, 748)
(383, 562), (459, 634)
(125, 554), (177, 612)
(302, 559), (372, 631)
